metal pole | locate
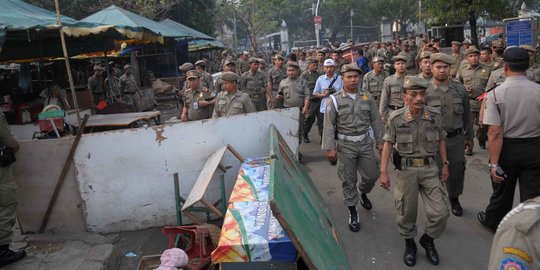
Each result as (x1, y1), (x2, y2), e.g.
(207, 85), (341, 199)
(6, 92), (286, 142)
(53, 0), (81, 126)
(350, 9), (354, 41)
(315, 0), (321, 47)
(418, 0), (422, 35)
(233, 3), (238, 53)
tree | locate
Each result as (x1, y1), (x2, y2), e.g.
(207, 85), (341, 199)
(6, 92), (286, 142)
(368, 0), (418, 37)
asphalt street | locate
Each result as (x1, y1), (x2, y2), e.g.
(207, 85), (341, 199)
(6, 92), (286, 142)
(298, 129), (513, 270)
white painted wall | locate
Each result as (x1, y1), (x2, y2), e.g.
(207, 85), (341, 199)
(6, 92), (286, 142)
(73, 109), (299, 233)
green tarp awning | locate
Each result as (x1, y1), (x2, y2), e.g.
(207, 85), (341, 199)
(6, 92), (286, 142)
(160, 19), (215, 41)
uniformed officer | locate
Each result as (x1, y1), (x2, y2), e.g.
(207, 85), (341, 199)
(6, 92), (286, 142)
(212, 72), (256, 118)
(322, 64), (384, 232)
(215, 60), (236, 93)
(331, 50), (345, 75)
(301, 59), (322, 143)
(426, 53), (474, 217)
(401, 41), (416, 75)
(488, 196), (540, 270)
(236, 51), (250, 75)
(450, 41), (464, 78)
(0, 112), (25, 267)
(520, 45), (540, 83)
(258, 58), (268, 78)
(181, 70), (215, 121)
(416, 51), (433, 81)
(88, 65), (105, 105)
(195, 60), (215, 92)
(491, 40), (505, 71)
(316, 50), (326, 73)
(266, 55), (286, 109)
(380, 53), (408, 123)
(276, 61), (310, 144)
(456, 47), (492, 153)
(362, 56), (388, 107)
(175, 62), (194, 114)
(239, 58), (269, 111)
(379, 76), (450, 267)
(119, 64), (142, 112)
(478, 47), (540, 232)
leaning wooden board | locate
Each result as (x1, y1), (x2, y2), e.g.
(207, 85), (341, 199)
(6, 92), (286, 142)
(268, 124), (351, 270)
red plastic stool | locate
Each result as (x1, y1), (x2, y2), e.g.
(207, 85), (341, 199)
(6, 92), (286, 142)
(162, 226), (215, 270)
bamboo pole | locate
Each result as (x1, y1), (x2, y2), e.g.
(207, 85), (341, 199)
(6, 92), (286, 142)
(53, 0), (81, 125)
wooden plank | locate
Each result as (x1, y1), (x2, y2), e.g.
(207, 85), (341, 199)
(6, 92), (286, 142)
(181, 146), (228, 211)
(268, 125), (350, 270)
(227, 144), (244, 161)
(200, 198), (223, 218)
(181, 210), (202, 225)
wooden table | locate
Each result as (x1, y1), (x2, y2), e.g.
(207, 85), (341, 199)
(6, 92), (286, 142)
(73, 111), (161, 128)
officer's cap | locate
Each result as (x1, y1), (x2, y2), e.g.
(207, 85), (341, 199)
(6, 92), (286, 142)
(195, 60), (206, 67)
(179, 62), (194, 72)
(341, 64), (362, 75)
(451, 41), (461, 46)
(274, 55), (285, 61)
(287, 61), (300, 69)
(221, 71), (239, 82)
(403, 76), (429, 90)
(519, 45), (536, 53)
(248, 57), (260, 64)
(308, 58), (318, 64)
(503, 47), (529, 63)
(186, 70), (201, 79)
(492, 40), (504, 48)
(462, 40), (471, 45)
(430, 53), (454, 65)
(465, 48), (480, 55)
(257, 58), (266, 65)
(419, 51), (431, 60)
(224, 59), (236, 66)
(393, 53), (408, 62)
(372, 57), (385, 63)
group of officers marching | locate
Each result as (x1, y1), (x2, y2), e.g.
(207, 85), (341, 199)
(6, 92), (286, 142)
(174, 40), (540, 268)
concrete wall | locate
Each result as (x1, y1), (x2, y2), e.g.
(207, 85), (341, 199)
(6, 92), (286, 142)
(13, 108), (299, 233)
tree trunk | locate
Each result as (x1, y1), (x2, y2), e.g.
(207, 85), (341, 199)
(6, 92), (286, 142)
(468, 10), (478, 46)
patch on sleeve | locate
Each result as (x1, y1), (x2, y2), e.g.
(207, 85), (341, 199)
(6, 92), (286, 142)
(503, 247), (532, 262)
(500, 257), (528, 270)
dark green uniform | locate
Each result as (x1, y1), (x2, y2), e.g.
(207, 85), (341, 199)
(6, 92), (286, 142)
(212, 90), (256, 118)
(183, 85), (213, 121)
(239, 70), (267, 111)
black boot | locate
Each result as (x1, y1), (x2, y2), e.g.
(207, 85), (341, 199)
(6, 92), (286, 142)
(450, 197), (463, 216)
(419, 233), (439, 265)
(404, 239), (417, 267)
(360, 193), (372, 210)
(348, 206), (360, 232)
(0, 245), (26, 267)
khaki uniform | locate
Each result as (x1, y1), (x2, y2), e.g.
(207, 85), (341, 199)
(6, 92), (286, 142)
(322, 90), (384, 206)
(489, 197), (540, 270)
(200, 71), (215, 92)
(403, 51), (415, 74)
(486, 68), (506, 91)
(0, 112), (18, 246)
(239, 70), (267, 111)
(384, 106), (450, 239)
(212, 90), (256, 118)
(88, 74), (105, 102)
(279, 77), (311, 141)
(491, 56), (504, 71)
(416, 73), (433, 82)
(526, 63), (540, 83)
(426, 80), (474, 198)
(183, 85), (213, 121)
(267, 67), (287, 108)
(379, 73), (406, 120)
(450, 53), (464, 78)
(301, 69), (323, 138)
(362, 70), (388, 106)
(456, 62), (491, 145)
(119, 74), (141, 111)
(237, 58), (250, 74)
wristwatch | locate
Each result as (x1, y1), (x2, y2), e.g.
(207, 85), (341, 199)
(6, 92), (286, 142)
(442, 160), (450, 165)
(488, 163), (498, 169)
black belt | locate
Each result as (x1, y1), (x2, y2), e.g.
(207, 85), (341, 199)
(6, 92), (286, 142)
(504, 136), (540, 144)
(389, 105), (403, 110)
(446, 128), (463, 138)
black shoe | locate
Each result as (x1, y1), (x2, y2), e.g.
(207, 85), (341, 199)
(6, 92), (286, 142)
(0, 249), (26, 267)
(360, 193), (372, 210)
(477, 211), (496, 233)
(450, 197), (463, 216)
(348, 207), (360, 232)
(419, 233), (439, 265)
(465, 149), (473, 156)
(404, 239), (417, 267)
(303, 137), (310, 143)
(479, 141), (486, 149)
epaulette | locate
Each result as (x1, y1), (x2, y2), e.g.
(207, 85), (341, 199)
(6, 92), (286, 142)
(499, 198), (540, 234)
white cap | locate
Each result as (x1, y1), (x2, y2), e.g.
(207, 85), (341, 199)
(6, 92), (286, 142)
(323, 59), (336, 66)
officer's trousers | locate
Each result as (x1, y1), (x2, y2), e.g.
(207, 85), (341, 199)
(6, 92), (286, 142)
(336, 138), (379, 207)
(303, 100), (323, 138)
(0, 166), (16, 246)
(472, 110), (487, 144)
(394, 164), (450, 239)
(435, 135), (466, 198)
(484, 137), (540, 228)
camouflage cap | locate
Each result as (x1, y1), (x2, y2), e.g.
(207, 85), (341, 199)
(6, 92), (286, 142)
(221, 71), (240, 82)
(179, 62), (194, 71)
(465, 48), (480, 55)
(186, 70), (201, 79)
(341, 64), (362, 74)
(393, 53), (408, 62)
(519, 45), (536, 53)
(430, 53), (454, 65)
(403, 76), (429, 90)
(224, 59), (236, 66)
(451, 41), (462, 46)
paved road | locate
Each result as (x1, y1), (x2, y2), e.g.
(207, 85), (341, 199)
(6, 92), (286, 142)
(298, 129), (508, 270)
